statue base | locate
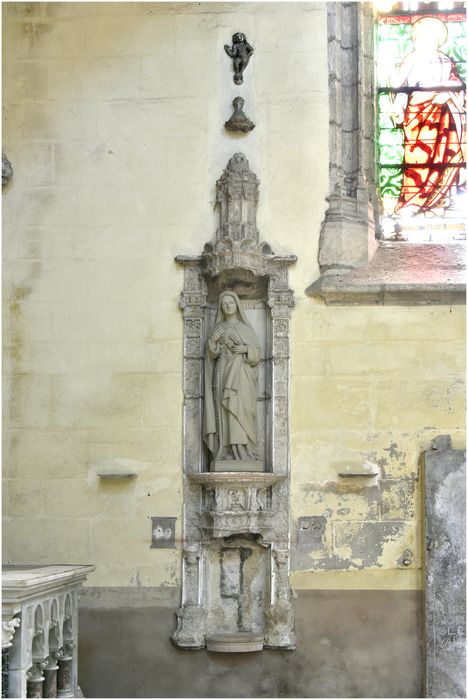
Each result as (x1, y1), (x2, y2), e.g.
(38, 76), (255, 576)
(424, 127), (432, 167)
(211, 460), (264, 473)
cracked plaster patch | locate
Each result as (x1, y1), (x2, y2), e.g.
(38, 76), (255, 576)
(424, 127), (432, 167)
(334, 521), (413, 568)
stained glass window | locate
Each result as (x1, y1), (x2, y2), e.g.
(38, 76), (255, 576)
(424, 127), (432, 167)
(377, 2), (466, 242)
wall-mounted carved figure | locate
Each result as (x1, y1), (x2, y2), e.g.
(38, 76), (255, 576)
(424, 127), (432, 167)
(227, 488), (245, 511)
(224, 33), (254, 85)
(203, 291), (261, 470)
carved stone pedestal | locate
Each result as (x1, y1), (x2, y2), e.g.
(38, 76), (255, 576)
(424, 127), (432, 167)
(174, 154), (296, 651)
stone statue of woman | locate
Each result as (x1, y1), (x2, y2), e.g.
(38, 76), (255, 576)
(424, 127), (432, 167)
(203, 290), (262, 471)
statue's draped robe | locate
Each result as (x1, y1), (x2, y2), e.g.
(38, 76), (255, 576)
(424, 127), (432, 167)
(395, 55), (465, 213)
(203, 320), (260, 461)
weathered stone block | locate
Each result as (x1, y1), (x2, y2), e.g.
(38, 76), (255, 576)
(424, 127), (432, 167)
(424, 437), (466, 698)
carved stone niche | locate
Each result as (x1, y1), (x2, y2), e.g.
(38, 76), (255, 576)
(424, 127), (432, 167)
(173, 153), (296, 651)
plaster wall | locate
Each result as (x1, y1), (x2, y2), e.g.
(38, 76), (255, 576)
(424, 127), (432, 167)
(2, 1), (465, 685)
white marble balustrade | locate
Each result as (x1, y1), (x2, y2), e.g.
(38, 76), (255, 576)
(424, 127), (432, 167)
(2, 565), (94, 698)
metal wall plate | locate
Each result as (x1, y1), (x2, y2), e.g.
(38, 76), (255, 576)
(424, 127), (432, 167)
(151, 517), (176, 549)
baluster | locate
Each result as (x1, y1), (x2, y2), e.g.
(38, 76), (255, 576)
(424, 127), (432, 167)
(43, 651), (60, 698)
(57, 641), (74, 698)
(26, 661), (47, 698)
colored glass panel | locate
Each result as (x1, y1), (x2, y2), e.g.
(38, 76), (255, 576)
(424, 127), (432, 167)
(377, 8), (466, 241)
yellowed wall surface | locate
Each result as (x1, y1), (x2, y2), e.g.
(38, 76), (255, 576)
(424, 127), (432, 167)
(2, 2), (465, 590)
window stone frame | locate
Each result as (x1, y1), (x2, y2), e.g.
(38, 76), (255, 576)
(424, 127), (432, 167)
(306, 1), (465, 306)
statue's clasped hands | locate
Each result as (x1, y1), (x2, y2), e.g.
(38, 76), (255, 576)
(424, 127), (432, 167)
(231, 344), (247, 354)
(212, 327), (247, 354)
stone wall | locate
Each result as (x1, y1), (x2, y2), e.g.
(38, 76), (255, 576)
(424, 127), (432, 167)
(2, 2), (466, 696)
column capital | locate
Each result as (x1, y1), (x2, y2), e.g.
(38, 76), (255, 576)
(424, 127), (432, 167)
(2, 617), (20, 649)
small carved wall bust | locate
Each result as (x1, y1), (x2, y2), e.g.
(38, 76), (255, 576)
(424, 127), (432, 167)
(224, 33), (254, 85)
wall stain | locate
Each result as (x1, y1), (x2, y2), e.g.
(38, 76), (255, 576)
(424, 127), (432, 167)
(384, 442), (403, 460)
(295, 441), (417, 571)
(22, 22), (52, 37)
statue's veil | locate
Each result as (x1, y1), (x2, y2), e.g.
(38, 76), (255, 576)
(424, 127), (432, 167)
(214, 290), (256, 333)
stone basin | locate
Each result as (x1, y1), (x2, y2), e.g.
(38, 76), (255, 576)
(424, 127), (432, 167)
(206, 632), (264, 652)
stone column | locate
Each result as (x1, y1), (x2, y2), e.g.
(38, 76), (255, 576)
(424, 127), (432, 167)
(26, 661), (47, 698)
(171, 261), (207, 650)
(171, 547), (205, 649)
(43, 651), (60, 698)
(57, 642), (74, 698)
(316, 1), (377, 273)
(264, 548), (295, 650)
(2, 617), (20, 699)
(268, 283), (294, 472)
(267, 277), (295, 553)
(424, 435), (466, 698)
(177, 261), (206, 479)
(183, 548), (201, 607)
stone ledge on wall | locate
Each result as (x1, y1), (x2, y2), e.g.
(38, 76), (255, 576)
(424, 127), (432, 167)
(306, 243), (466, 306)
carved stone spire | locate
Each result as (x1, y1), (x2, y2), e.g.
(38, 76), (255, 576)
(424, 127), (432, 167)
(215, 153), (259, 243)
